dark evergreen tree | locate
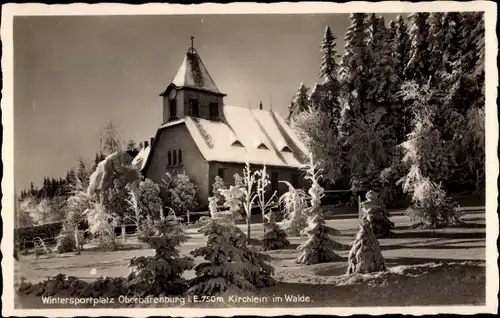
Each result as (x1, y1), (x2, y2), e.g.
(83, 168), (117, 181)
(404, 13), (430, 84)
(262, 212), (291, 251)
(313, 25), (342, 132)
(188, 221), (255, 295)
(340, 13), (369, 134)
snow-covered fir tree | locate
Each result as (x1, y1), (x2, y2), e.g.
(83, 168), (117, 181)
(398, 82), (462, 228)
(346, 221), (386, 275)
(127, 214), (194, 296)
(287, 83), (311, 123)
(295, 155), (342, 265)
(360, 190), (394, 238)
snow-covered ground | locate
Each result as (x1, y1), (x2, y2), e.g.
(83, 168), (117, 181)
(14, 210), (486, 308)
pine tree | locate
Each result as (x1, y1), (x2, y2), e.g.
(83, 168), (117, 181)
(127, 215), (194, 296)
(76, 159), (90, 189)
(315, 26), (342, 131)
(100, 121), (122, 156)
(346, 222), (386, 274)
(295, 155), (342, 264)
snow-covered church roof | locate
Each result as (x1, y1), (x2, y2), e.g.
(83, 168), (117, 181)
(168, 49), (225, 96)
(139, 106), (309, 171)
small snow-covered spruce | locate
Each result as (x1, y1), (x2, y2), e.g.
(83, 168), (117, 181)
(361, 190), (395, 238)
(127, 213), (194, 297)
(187, 209), (254, 296)
(295, 154), (342, 265)
(346, 221), (386, 275)
(278, 181), (308, 237)
(262, 210), (291, 251)
(212, 176), (227, 205)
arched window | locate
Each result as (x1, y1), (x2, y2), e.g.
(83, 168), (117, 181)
(172, 149), (177, 166)
(178, 149), (183, 165)
(167, 151), (172, 166)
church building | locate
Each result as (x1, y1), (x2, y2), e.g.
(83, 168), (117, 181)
(132, 40), (310, 206)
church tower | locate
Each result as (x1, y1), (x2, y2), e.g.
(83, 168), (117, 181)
(160, 37), (226, 124)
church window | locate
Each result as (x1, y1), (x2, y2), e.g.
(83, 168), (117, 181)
(178, 149), (183, 165)
(169, 99), (177, 119)
(172, 150), (177, 166)
(189, 99), (199, 117)
(167, 151), (172, 166)
(209, 102), (219, 119)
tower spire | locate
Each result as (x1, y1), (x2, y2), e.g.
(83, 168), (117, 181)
(190, 36), (195, 53)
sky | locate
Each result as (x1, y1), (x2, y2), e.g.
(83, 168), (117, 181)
(14, 13), (402, 192)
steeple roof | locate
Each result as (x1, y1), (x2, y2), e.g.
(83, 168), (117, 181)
(170, 48), (224, 95)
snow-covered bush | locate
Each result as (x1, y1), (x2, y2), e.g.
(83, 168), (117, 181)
(162, 172), (198, 216)
(127, 215), (194, 296)
(295, 154), (342, 265)
(53, 221), (84, 254)
(211, 176), (227, 205)
(347, 222), (386, 275)
(85, 203), (120, 250)
(125, 178), (163, 229)
(361, 190), (394, 238)
(278, 182), (308, 237)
